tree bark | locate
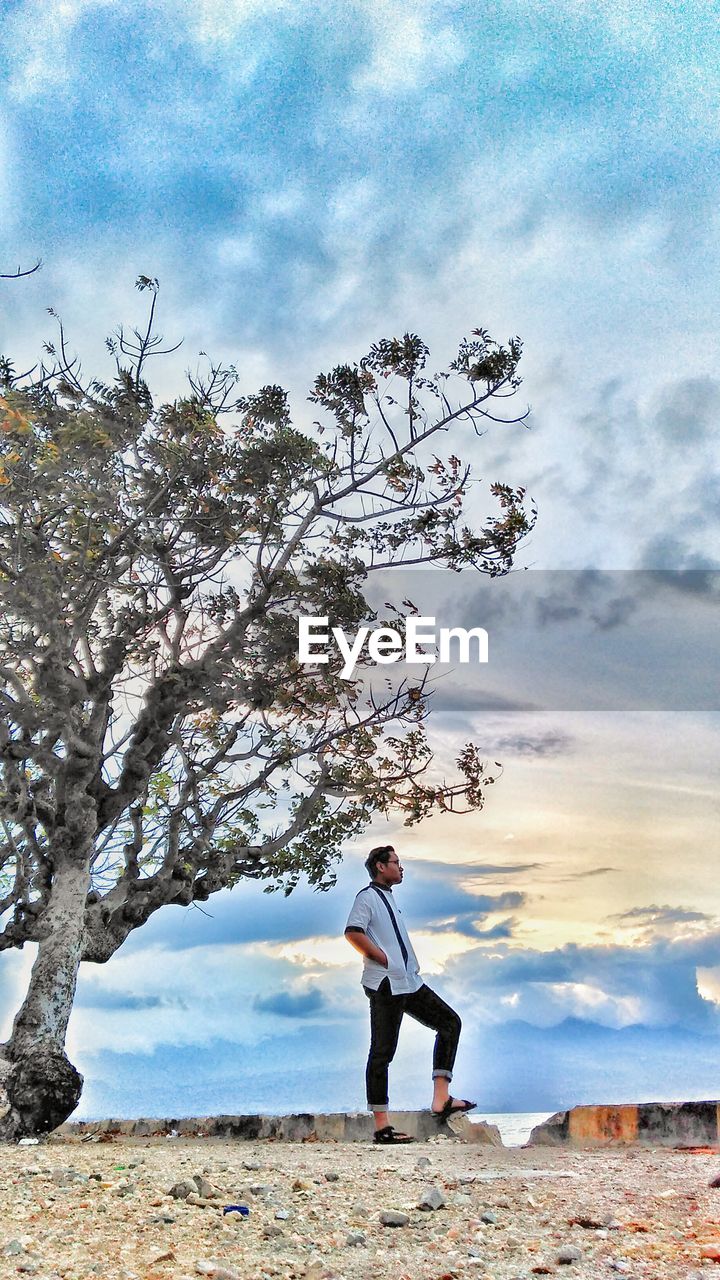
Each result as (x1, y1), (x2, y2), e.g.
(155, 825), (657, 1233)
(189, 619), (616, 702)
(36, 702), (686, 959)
(0, 857), (89, 1140)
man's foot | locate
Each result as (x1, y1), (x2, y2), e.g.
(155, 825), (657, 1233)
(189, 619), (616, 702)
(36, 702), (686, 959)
(373, 1124), (415, 1144)
(431, 1096), (477, 1121)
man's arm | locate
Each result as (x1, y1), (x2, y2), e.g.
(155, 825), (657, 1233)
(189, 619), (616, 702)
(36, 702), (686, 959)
(344, 927), (388, 967)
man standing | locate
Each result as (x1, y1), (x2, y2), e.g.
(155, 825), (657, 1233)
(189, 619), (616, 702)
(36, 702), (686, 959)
(344, 844), (476, 1144)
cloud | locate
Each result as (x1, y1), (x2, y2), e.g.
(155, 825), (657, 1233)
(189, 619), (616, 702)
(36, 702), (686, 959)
(567, 378), (720, 571)
(588, 594), (639, 631)
(484, 731), (573, 758)
(611, 904), (717, 942)
(116, 885), (342, 953)
(0, 947), (37, 1041)
(640, 540), (720, 574)
(67, 935), (357, 1057)
(525, 573), (640, 631)
(2, 0), (718, 602)
(66, 909), (720, 1058)
(5, 0), (115, 102)
(54, 852), (537, 1060)
(390, 862), (531, 934)
(651, 569), (720, 597)
(420, 891), (525, 939)
(565, 866), (616, 881)
(73, 989), (187, 1012)
(112, 855), (538, 957)
(445, 929), (720, 1032)
(186, 0), (289, 46)
(423, 685), (541, 717)
(442, 915), (519, 942)
(616, 904), (713, 924)
(653, 376), (720, 445)
(254, 987), (325, 1017)
(350, 0), (464, 96)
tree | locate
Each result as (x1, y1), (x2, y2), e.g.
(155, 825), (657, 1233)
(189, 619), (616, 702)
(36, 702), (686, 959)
(0, 277), (533, 1139)
(0, 259), (42, 281)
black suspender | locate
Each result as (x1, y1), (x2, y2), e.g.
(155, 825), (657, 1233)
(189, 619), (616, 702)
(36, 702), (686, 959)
(370, 883), (409, 968)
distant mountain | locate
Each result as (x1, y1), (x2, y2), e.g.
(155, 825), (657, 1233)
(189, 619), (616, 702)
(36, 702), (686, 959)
(462, 1018), (720, 1112)
(72, 1016), (720, 1120)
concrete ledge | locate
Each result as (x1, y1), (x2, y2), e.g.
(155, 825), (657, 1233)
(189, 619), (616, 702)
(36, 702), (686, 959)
(529, 1100), (720, 1148)
(59, 1111), (503, 1145)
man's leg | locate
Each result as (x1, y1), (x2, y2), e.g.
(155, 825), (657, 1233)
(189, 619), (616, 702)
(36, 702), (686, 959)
(365, 978), (406, 1132)
(403, 984), (467, 1112)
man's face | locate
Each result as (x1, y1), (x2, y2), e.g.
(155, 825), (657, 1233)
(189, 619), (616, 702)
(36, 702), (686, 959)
(377, 850), (403, 886)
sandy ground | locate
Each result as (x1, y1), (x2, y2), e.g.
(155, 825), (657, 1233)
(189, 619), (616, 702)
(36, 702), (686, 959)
(2, 1134), (720, 1279)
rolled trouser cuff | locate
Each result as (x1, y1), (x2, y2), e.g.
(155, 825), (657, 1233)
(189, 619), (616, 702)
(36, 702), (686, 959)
(369, 1103), (389, 1111)
(432, 1069), (453, 1080)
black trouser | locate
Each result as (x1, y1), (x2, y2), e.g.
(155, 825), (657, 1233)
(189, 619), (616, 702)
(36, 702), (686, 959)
(363, 978), (462, 1110)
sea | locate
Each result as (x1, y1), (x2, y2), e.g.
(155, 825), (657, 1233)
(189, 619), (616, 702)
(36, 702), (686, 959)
(471, 1112), (554, 1147)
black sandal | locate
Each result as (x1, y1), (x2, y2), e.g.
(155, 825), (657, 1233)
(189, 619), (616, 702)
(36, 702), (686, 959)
(373, 1124), (415, 1144)
(431, 1097), (477, 1122)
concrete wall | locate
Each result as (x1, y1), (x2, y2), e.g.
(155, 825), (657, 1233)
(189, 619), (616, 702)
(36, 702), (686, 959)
(530, 1100), (720, 1148)
(60, 1110), (503, 1145)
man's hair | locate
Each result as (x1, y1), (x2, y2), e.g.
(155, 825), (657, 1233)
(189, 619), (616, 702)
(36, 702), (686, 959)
(365, 845), (395, 878)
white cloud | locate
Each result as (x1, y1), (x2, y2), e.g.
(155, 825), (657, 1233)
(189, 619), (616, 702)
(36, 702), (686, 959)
(5, 0), (117, 102)
(67, 940), (332, 1056)
(411, 930), (478, 972)
(185, 0), (289, 45)
(351, 0), (464, 95)
(0, 946), (37, 1040)
(259, 935), (355, 970)
(697, 967), (720, 1006)
(261, 187), (308, 220)
(215, 233), (260, 269)
(546, 979), (643, 1025)
(3, 0), (267, 103)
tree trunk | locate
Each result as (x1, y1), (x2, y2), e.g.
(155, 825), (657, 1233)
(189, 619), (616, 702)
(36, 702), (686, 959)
(0, 858), (89, 1141)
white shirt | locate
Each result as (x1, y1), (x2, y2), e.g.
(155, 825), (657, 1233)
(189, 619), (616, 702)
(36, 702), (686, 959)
(345, 883), (423, 995)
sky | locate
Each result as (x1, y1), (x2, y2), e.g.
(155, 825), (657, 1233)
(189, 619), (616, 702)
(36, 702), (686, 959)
(0, 0), (719, 1119)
